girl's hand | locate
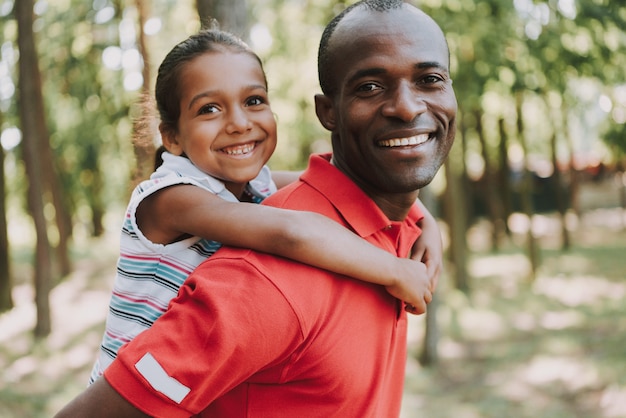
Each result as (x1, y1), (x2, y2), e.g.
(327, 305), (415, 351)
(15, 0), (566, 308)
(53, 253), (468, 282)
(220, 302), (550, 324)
(410, 231), (442, 294)
(385, 258), (432, 315)
(411, 204), (443, 293)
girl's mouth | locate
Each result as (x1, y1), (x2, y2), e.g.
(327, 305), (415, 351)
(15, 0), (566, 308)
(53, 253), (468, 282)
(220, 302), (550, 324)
(222, 142), (256, 155)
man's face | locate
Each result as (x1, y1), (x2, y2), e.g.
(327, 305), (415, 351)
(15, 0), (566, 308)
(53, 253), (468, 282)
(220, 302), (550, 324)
(317, 6), (457, 203)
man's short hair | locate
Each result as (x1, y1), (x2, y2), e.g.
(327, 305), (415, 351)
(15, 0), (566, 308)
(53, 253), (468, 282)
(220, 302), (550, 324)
(317, 0), (406, 96)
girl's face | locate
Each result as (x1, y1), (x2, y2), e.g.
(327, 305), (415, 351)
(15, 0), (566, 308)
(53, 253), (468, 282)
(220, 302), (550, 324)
(163, 51), (277, 196)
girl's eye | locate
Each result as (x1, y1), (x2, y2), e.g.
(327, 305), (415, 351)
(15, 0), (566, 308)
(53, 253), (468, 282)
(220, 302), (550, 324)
(246, 96), (266, 106)
(198, 104), (219, 115)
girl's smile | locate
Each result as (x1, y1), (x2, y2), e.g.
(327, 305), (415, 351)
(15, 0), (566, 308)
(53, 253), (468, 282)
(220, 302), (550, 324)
(220, 141), (259, 156)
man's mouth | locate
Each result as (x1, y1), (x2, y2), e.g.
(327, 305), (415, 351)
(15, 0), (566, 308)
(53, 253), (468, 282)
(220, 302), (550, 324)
(377, 133), (430, 147)
(222, 142), (256, 155)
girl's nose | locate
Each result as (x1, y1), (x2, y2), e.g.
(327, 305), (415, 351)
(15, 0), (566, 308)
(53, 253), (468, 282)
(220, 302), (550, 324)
(225, 106), (253, 134)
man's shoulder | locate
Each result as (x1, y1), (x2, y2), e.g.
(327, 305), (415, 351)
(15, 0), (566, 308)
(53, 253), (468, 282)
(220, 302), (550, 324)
(192, 245), (339, 322)
(263, 154), (343, 213)
(262, 178), (335, 214)
(262, 180), (307, 206)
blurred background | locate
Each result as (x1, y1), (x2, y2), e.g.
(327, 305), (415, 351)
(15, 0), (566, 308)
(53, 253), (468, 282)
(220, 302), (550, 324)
(0, 0), (625, 416)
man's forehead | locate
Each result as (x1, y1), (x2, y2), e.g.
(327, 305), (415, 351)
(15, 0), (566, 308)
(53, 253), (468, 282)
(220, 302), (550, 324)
(329, 6), (447, 60)
(330, 5), (441, 49)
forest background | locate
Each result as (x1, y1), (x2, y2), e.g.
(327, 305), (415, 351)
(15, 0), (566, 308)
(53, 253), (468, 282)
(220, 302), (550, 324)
(0, 0), (625, 417)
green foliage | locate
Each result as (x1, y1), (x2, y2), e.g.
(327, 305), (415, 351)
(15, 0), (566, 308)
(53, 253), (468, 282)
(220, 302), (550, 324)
(250, 0), (339, 170)
(602, 121), (626, 159)
(2, 0), (625, 239)
(416, 0), (625, 180)
(43, 0), (136, 214)
(3, 0), (135, 235)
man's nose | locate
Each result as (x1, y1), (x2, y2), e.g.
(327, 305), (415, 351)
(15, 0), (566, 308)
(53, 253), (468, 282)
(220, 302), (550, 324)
(225, 106), (253, 134)
(381, 82), (427, 122)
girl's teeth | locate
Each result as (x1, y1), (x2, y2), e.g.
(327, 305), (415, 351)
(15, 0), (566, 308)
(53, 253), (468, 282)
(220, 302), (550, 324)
(378, 134), (429, 147)
(224, 143), (255, 155)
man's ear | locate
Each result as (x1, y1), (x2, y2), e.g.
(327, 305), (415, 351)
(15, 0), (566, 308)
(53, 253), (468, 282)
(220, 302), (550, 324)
(314, 94), (336, 131)
(159, 123), (184, 156)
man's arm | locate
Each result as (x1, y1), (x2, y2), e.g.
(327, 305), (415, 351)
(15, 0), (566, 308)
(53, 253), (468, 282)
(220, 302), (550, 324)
(54, 376), (150, 418)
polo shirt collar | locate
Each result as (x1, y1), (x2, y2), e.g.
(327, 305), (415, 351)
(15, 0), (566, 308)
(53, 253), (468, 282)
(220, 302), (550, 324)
(301, 153), (422, 239)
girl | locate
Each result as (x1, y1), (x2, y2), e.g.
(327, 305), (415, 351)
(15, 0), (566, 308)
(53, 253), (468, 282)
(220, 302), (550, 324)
(90, 29), (441, 383)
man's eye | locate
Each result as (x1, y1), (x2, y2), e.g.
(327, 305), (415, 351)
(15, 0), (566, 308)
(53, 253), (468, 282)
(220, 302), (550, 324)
(357, 83), (381, 92)
(422, 75), (444, 84)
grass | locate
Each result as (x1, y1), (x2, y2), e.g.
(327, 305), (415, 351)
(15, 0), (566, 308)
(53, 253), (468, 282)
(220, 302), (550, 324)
(1, 209), (625, 417)
(401, 210), (626, 418)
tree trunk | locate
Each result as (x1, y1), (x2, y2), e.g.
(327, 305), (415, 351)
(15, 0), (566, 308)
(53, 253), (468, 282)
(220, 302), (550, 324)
(44, 156), (72, 277)
(443, 153), (469, 293)
(419, 290), (439, 366)
(0, 111), (13, 313)
(196, 0), (249, 40)
(561, 101), (582, 224)
(547, 98), (571, 250)
(550, 131), (571, 250)
(515, 92), (540, 280)
(15, 0), (53, 337)
(91, 167), (106, 237)
(129, 0), (157, 189)
(475, 110), (506, 251)
(417, 185), (439, 366)
(497, 118), (513, 231)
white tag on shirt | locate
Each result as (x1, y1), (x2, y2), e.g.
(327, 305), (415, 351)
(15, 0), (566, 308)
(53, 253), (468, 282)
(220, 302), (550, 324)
(135, 352), (191, 404)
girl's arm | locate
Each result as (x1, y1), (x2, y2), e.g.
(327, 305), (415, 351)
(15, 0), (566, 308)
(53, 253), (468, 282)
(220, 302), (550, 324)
(411, 198), (443, 293)
(138, 185), (432, 314)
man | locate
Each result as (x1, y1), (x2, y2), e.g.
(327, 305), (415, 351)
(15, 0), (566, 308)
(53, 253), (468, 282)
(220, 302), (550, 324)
(55, 0), (456, 416)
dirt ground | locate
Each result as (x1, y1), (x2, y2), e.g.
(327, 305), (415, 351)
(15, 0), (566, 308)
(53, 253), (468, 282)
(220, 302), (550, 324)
(1, 208), (625, 418)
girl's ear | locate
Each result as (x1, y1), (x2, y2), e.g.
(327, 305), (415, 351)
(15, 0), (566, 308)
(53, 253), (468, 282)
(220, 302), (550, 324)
(159, 123), (184, 156)
(314, 94), (336, 131)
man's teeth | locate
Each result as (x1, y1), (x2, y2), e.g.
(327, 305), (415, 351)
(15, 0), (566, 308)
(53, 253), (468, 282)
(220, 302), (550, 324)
(378, 134), (429, 147)
(224, 143), (255, 155)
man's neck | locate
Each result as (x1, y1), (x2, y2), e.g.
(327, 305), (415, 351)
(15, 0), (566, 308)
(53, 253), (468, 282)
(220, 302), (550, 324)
(330, 155), (418, 221)
(369, 193), (419, 222)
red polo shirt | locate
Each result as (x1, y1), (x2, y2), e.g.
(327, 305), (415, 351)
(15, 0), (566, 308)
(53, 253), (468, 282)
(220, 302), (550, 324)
(105, 153), (423, 417)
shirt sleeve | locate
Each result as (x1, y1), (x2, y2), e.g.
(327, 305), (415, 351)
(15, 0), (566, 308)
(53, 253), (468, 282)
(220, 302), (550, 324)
(103, 252), (304, 417)
(126, 174), (207, 252)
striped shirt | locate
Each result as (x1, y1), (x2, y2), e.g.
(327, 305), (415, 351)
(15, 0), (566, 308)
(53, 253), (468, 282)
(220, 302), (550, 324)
(89, 153), (276, 383)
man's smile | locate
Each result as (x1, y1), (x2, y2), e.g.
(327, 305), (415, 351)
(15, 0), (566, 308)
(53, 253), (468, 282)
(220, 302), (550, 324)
(377, 133), (431, 148)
